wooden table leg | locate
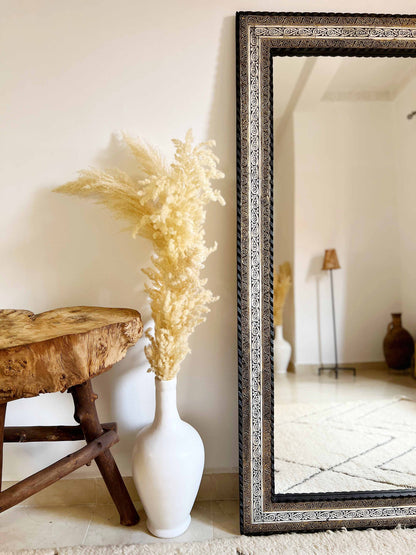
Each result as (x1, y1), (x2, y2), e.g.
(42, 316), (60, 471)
(0, 403), (6, 492)
(70, 380), (139, 526)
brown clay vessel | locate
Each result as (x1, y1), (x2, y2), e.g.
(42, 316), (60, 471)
(383, 313), (414, 370)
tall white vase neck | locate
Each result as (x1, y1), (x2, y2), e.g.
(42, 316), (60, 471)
(153, 377), (181, 427)
(275, 326), (283, 340)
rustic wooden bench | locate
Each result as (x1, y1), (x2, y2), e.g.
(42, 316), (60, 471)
(0, 306), (143, 525)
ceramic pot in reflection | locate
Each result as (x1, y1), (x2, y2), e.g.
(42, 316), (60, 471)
(383, 313), (414, 370)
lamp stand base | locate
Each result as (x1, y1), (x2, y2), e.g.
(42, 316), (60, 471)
(318, 366), (356, 379)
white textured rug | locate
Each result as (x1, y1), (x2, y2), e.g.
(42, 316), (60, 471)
(274, 397), (416, 493)
(9, 527), (416, 554)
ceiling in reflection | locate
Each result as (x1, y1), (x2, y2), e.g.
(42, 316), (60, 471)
(274, 57), (416, 124)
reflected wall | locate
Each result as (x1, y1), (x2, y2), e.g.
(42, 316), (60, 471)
(273, 56), (416, 494)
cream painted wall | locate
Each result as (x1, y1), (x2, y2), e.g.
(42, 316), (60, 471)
(275, 118), (296, 351)
(293, 101), (402, 365)
(2, 0), (416, 480)
(394, 76), (416, 336)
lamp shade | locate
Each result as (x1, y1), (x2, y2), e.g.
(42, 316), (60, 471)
(322, 249), (340, 270)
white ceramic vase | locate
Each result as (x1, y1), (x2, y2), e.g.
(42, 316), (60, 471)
(132, 376), (204, 538)
(274, 325), (291, 375)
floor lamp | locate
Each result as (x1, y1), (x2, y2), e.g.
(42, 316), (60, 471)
(318, 249), (356, 379)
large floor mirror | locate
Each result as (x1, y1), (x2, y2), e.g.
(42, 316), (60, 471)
(237, 12), (416, 535)
(274, 55), (416, 497)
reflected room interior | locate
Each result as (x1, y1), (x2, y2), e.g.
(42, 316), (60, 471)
(273, 56), (416, 495)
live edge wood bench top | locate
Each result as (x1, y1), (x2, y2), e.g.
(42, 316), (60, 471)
(0, 306), (143, 403)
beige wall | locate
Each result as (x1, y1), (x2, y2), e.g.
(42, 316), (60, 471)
(2, 0), (416, 480)
(394, 76), (416, 335)
(275, 69), (416, 367)
(275, 117), (296, 352)
(293, 100), (401, 365)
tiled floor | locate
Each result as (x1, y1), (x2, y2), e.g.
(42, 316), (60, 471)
(3, 368), (414, 551)
(276, 365), (416, 404)
(0, 500), (240, 551)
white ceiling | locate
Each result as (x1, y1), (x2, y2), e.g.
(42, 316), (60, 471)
(324, 57), (416, 100)
(274, 56), (416, 125)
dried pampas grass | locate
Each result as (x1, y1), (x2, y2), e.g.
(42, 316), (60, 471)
(54, 130), (225, 380)
(273, 262), (292, 327)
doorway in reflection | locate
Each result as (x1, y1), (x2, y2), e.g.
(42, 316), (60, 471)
(273, 56), (416, 495)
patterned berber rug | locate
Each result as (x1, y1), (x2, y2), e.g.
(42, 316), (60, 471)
(8, 527), (416, 554)
(274, 396), (416, 494)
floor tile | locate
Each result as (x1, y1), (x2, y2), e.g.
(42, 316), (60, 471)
(276, 366), (416, 404)
(83, 501), (213, 546)
(21, 477), (96, 508)
(212, 500), (240, 538)
(94, 476), (141, 507)
(0, 504), (92, 550)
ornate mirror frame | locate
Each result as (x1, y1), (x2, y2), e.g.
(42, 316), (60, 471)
(236, 11), (416, 535)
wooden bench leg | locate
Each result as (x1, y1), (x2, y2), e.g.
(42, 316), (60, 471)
(70, 380), (139, 526)
(0, 403), (6, 492)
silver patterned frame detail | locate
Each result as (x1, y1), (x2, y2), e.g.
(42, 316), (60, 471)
(237, 12), (416, 535)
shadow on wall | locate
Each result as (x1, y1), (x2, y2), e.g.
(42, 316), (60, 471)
(173, 16), (238, 468)
(206, 16), (235, 183)
(3, 135), (156, 478)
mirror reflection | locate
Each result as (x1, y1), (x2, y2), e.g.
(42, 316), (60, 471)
(273, 56), (416, 495)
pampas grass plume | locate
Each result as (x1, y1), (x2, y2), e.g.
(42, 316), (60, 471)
(273, 262), (292, 327)
(54, 130), (225, 380)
